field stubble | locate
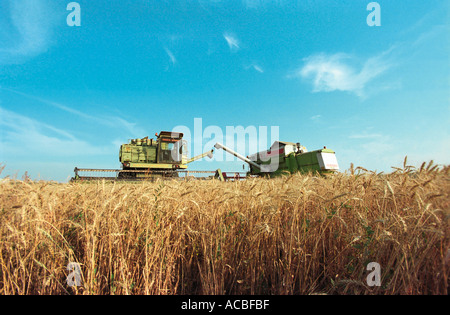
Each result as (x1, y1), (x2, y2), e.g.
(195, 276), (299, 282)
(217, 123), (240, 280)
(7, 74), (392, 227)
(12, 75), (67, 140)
(0, 161), (448, 295)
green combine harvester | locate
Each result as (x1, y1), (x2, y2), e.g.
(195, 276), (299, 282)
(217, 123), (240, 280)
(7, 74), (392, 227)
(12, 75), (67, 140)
(73, 131), (214, 181)
(118, 131), (213, 179)
(73, 131), (339, 181)
(214, 141), (339, 178)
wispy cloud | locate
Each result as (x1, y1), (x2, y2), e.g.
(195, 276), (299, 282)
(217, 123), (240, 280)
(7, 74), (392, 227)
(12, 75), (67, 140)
(360, 135), (395, 164)
(199, 0), (286, 10)
(0, 0), (58, 64)
(0, 107), (110, 158)
(1, 88), (146, 137)
(164, 47), (177, 67)
(412, 24), (448, 48)
(349, 133), (383, 139)
(292, 48), (394, 98)
(251, 64), (264, 73)
(1, 87), (94, 120)
(242, 0), (264, 9)
(245, 63), (264, 73)
(223, 33), (240, 52)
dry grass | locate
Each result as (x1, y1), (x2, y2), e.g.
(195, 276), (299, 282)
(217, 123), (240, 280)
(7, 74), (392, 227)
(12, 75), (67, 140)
(0, 160), (448, 295)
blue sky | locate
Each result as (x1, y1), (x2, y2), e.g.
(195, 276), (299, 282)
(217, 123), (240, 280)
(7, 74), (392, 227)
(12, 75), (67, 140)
(0, 0), (449, 182)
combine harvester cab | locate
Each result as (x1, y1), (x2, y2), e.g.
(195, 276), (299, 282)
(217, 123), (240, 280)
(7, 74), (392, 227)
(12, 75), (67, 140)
(215, 141), (339, 178)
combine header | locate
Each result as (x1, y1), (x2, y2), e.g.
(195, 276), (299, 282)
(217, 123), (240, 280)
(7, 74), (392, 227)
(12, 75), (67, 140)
(72, 131), (339, 182)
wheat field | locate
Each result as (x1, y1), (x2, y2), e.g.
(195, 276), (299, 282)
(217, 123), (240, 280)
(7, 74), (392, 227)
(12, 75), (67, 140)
(0, 160), (448, 295)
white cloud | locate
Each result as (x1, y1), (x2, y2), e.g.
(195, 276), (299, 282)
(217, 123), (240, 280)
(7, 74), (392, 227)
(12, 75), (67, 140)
(293, 49), (393, 98)
(252, 64), (264, 73)
(349, 133), (383, 139)
(245, 63), (264, 73)
(200, 0), (286, 10)
(0, 0), (58, 64)
(242, 0), (264, 9)
(223, 33), (240, 52)
(1, 88), (146, 137)
(0, 107), (123, 182)
(340, 133), (450, 173)
(0, 107), (110, 158)
(164, 47), (177, 66)
(360, 136), (394, 156)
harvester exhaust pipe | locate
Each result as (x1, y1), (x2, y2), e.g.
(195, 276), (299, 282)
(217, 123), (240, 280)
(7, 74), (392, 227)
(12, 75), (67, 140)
(214, 143), (261, 169)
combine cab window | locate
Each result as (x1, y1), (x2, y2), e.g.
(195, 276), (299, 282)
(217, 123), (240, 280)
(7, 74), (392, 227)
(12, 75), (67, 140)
(159, 140), (182, 164)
